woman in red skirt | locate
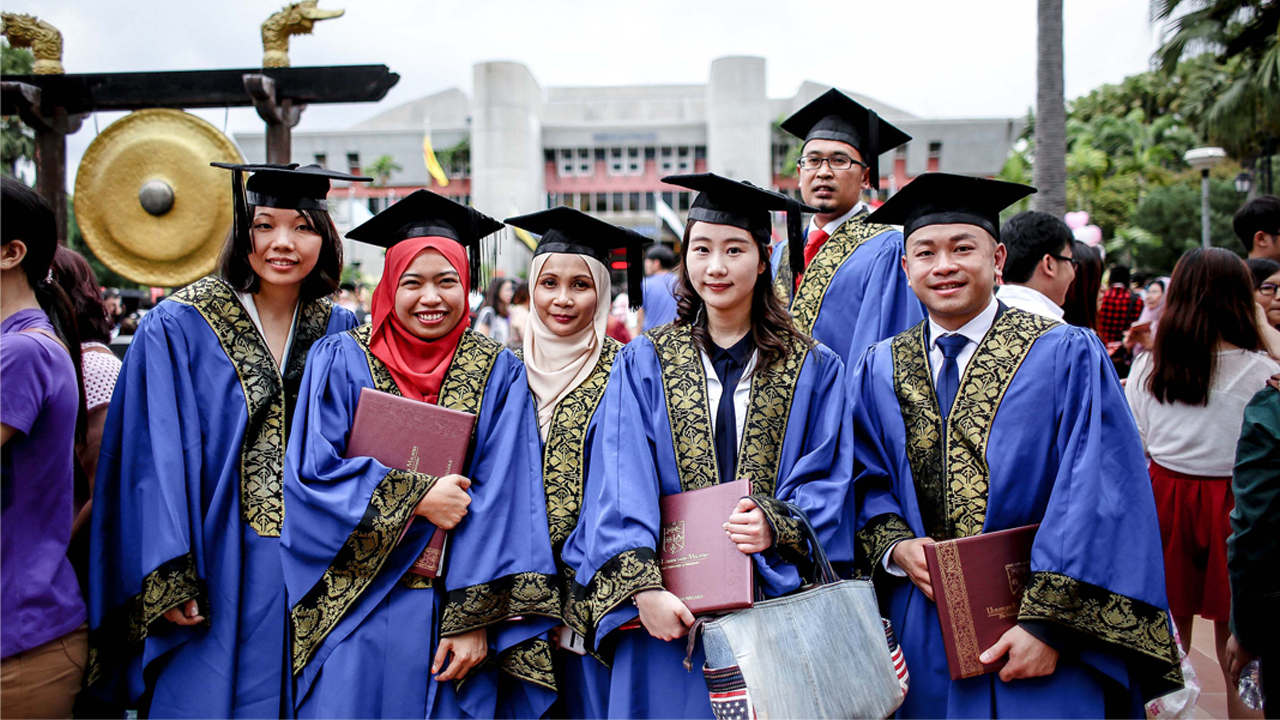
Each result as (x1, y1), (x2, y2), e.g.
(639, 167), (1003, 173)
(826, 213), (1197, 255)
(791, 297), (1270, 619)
(1125, 247), (1279, 719)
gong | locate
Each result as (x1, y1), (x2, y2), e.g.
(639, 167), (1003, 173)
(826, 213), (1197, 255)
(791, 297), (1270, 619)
(74, 109), (244, 286)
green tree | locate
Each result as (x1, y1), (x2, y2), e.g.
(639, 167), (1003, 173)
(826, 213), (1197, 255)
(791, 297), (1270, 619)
(364, 155), (402, 187)
(1124, 175), (1242, 271)
(1, 40), (35, 176)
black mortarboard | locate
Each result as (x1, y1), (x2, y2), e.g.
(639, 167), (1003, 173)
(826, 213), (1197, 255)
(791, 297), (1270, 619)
(864, 173), (1036, 241)
(212, 162), (372, 267)
(345, 189), (504, 288)
(780, 88), (912, 191)
(662, 173), (818, 276)
(504, 206), (648, 309)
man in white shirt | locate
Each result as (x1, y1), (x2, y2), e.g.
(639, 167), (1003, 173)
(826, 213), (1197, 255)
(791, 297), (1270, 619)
(994, 211), (1076, 322)
(849, 172), (1182, 718)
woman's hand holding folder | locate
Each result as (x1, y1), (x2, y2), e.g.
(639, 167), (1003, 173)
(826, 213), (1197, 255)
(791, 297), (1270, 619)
(414, 474), (472, 529)
(634, 589), (695, 641)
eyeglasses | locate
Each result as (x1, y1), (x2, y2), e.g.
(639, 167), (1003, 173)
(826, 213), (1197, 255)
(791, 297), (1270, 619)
(797, 155), (867, 172)
(1260, 283), (1278, 297)
(1049, 253), (1079, 268)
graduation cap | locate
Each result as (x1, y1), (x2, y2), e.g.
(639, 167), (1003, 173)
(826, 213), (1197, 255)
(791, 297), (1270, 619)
(345, 189), (504, 288)
(662, 172), (818, 276)
(780, 88), (912, 190)
(504, 206), (648, 309)
(864, 172), (1036, 241)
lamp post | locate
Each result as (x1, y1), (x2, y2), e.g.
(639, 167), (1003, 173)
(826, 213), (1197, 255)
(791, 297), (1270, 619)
(1184, 147), (1227, 248)
(1235, 171), (1254, 196)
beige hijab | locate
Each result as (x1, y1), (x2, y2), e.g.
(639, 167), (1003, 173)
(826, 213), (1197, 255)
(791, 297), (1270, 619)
(524, 252), (612, 439)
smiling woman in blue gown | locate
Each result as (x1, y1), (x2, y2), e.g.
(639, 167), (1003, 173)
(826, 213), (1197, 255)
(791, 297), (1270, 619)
(281, 190), (561, 719)
(85, 163), (366, 717)
(568, 173), (854, 719)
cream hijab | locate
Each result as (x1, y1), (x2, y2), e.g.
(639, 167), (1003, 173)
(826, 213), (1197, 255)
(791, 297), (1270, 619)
(524, 252), (612, 439)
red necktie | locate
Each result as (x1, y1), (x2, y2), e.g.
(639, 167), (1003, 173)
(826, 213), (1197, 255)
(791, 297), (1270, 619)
(795, 228), (830, 289)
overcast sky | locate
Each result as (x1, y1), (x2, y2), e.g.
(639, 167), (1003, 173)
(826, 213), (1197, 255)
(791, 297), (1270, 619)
(8, 0), (1163, 187)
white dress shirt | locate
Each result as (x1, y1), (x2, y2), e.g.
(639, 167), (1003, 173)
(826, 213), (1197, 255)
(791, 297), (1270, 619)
(698, 345), (756, 446)
(996, 284), (1064, 322)
(884, 297), (1000, 575)
(806, 201), (867, 239)
(235, 290), (300, 371)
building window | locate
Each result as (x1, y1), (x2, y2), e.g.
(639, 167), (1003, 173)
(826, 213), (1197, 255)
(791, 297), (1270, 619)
(678, 191), (691, 211)
(578, 148), (592, 175)
(644, 147), (656, 161)
(627, 147), (641, 174)
(579, 193), (591, 212)
(645, 192), (655, 211)
(694, 145), (707, 161)
(928, 141), (942, 157)
(559, 149), (575, 176)
(595, 193), (607, 213)
(660, 147), (674, 173)
(628, 192), (641, 211)
(611, 192), (624, 211)
(347, 152), (360, 176)
(661, 191), (674, 209)
(314, 153), (328, 168)
(609, 148), (625, 176)
(677, 146), (692, 172)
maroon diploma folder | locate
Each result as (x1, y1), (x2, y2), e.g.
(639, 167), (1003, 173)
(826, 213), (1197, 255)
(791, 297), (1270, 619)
(345, 387), (475, 577)
(658, 479), (755, 616)
(923, 524), (1039, 680)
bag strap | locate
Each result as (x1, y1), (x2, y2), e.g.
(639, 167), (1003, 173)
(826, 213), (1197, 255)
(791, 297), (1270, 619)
(684, 616), (713, 672)
(779, 501), (839, 586)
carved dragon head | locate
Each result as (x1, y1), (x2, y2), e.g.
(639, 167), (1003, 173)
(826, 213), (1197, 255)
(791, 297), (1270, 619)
(261, 1), (344, 68)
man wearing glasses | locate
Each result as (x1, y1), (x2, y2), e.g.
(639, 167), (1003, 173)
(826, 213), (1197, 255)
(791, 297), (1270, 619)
(994, 211), (1077, 322)
(770, 88), (923, 364)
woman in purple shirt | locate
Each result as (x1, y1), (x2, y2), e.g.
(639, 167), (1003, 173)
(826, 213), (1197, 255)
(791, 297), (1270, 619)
(0, 177), (90, 718)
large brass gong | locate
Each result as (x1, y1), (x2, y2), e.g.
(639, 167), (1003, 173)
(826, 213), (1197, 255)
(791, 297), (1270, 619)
(74, 109), (244, 286)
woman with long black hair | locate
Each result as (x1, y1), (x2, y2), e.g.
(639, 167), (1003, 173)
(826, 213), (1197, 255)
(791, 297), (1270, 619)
(0, 177), (89, 719)
(85, 164), (367, 717)
(568, 174), (854, 718)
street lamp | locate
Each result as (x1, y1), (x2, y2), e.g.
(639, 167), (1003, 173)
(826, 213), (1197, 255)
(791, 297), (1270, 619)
(1184, 147), (1227, 248)
(1235, 171), (1253, 196)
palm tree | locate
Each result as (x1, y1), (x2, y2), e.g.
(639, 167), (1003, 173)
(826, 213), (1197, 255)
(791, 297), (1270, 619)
(364, 155), (402, 188)
(1033, 0), (1067, 217)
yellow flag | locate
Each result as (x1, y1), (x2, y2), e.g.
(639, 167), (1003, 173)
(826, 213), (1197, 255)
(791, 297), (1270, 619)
(512, 227), (536, 251)
(422, 134), (450, 188)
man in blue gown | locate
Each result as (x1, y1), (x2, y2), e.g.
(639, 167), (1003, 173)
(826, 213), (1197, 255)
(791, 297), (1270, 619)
(771, 88), (924, 365)
(849, 173), (1184, 718)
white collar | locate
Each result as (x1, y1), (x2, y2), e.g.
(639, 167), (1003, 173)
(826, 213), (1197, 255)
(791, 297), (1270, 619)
(927, 296), (999, 350)
(807, 202), (867, 237)
(995, 284), (1064, 321)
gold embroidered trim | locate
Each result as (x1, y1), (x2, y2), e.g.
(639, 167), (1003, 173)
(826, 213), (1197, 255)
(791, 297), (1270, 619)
(855, 512), (916, 578)
(934, 540), (984, 677)
(891, 310), (1057, 539)
(543, 337), (621, 552)
(170, 278), (333, 537)
(498, 637), (557, 691)
(773, 216), (894, 335)
(579, 547), (663, 639)
(85, 552), (205, 687)
(437, 329), (504, 416)
(439, 571), (561, 636)
(648, 324), (808, 494)
(289, 468), (436, 675)
(1020, 571), (1185, 695)
(750, 493), (807, 562)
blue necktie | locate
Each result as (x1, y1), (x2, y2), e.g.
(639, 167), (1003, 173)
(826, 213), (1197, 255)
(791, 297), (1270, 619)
(935, 334), (969, 420)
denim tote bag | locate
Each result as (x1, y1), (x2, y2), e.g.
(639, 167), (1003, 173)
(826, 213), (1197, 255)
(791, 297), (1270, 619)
(688, 502), (906, 720)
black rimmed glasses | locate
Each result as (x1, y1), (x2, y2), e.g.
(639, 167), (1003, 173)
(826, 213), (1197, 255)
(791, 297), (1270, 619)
(1050, 253), (1079, 268)
(1260, 282), (1278, 297)
(797, 155), (867, 172)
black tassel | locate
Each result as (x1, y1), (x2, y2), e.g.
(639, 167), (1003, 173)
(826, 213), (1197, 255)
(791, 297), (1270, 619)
(627, 241), (644, 310)
(786, 196), (805, 276)
(232, 168), (249, 256)
(867, 108), (880, 191)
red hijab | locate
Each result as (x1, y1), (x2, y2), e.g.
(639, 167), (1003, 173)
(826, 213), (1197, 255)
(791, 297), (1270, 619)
(369, 237), (471, 403)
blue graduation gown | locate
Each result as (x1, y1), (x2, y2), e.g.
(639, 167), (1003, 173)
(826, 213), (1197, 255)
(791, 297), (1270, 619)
(850, 307), (1184, 718)
(569, 324), (853, 719)
(281, 325), (560, 719)
(522, 338), (621, 720)
(771, 215), (924, 366)
(85, 277), (356, 718)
